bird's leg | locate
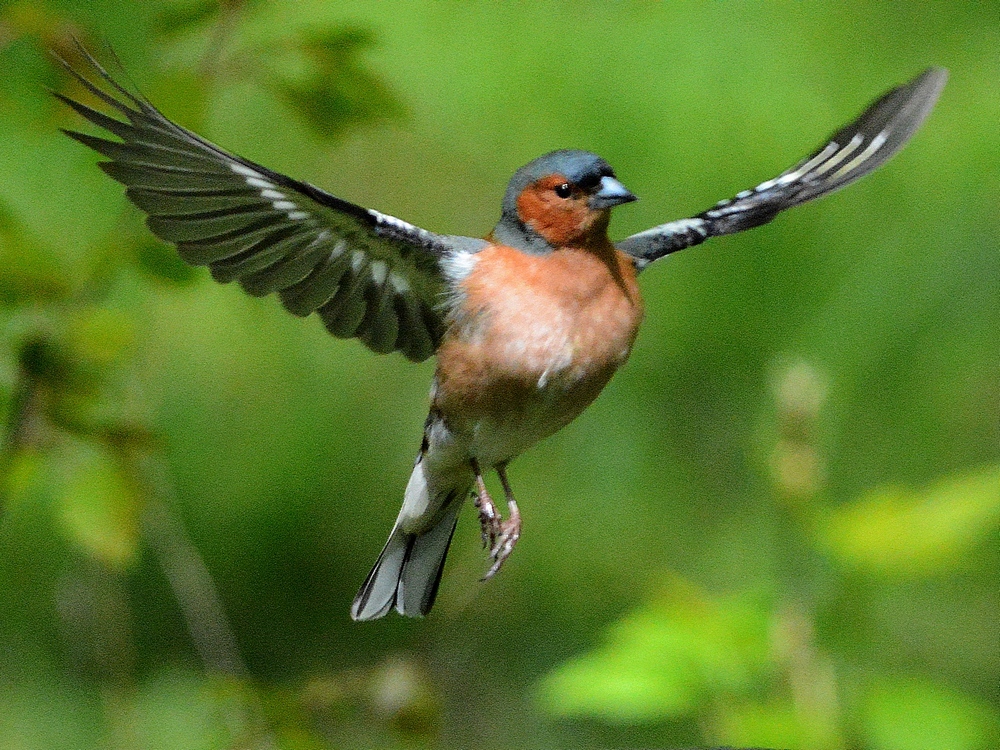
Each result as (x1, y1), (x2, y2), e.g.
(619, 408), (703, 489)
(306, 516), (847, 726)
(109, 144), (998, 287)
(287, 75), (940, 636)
(470, 457), (501, 549)
(483, 462), (521, 580)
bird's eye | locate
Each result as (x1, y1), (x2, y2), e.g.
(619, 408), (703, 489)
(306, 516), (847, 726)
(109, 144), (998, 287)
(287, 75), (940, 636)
(554, 183), (573, 199)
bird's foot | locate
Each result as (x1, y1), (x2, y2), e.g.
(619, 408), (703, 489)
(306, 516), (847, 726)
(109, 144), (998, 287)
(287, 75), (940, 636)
(470, 459), (521, 579)
(473, 489), (502, 549)
(482, 500), (520, 580)
(471, 458), (501, 549)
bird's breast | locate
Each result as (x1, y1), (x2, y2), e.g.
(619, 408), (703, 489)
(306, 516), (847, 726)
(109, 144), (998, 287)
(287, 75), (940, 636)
(433, 242), (643, 463)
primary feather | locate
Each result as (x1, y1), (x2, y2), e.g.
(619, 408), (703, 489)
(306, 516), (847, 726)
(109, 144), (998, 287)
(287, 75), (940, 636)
(618, 68), (948, 269)
(55, 41), (489, 362)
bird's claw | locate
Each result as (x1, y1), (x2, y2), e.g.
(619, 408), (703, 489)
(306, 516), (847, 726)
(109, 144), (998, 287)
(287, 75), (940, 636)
(482, 515), (520, 580)
(471, 461), (521, 579)
(474, 492), (502, 549)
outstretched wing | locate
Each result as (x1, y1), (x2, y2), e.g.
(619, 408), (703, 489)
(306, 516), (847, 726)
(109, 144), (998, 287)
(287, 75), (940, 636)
(56, 43), (485, 362)
(618, 67), (947, 269)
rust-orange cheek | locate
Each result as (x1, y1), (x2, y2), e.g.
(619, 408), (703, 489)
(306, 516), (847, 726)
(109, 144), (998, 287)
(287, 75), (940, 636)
(516, 180), (595, 248)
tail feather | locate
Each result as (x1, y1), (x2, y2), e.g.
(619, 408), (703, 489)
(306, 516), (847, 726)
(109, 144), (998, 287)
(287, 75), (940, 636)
(351, 454), (469, 621)
(350, 501), (462, 620)
(397, 504), (460, 616)
(351, 524), (412, 620)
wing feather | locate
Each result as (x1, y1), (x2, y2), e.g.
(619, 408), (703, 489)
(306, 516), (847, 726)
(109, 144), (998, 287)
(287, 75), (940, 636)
(56, 42), (486, 361)
(619, 68), (947, 269)
(278, 240), (352, 316)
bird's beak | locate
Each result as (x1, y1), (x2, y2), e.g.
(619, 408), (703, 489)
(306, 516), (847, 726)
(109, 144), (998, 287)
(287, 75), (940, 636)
(589, 175), (638, 209)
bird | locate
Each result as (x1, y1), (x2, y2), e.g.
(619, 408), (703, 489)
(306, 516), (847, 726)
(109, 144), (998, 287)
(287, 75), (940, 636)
(54, 42), (946, 620)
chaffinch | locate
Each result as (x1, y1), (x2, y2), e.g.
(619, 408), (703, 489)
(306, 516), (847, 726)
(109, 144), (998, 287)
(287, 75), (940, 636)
(56, 44), (946, 620)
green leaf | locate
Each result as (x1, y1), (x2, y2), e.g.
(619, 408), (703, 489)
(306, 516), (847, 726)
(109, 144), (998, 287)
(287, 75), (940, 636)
(860, 677), (1000, 750)
(0, 447), (46, 514)
(819, 465), (1000, 575)
(18, 336), (74, 386)
(52, 439), (140, 568)
(715, 698), (842, 750)
(135, 238), (198, 287)
(537, 580), (772, 722)
(261, 28), (405, 141)
(65, 307), (136, 368)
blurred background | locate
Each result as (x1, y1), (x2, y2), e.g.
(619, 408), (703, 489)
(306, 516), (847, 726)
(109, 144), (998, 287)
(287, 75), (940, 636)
(0, 1), (997, 748)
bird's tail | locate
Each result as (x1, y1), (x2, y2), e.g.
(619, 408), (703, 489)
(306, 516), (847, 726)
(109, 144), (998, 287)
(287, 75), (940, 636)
(351, 457), (470, 620)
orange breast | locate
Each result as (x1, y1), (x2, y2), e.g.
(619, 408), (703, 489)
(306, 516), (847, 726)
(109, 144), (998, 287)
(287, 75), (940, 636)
(433, 242), (644, 464)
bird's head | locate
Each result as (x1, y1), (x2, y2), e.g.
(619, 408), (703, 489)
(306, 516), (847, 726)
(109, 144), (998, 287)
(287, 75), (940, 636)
(493, 150), (637, 253)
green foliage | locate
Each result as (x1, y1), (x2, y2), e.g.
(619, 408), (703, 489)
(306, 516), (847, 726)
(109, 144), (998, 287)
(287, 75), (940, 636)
(539, 583), (772, 722)
(110, 669), (246, 750)
(819, 466), (1000, 576)
(52, 438), (140, 567)
(860, 677), (1000, 750)
(263, 27), (406, 141)
(535, 357), (999, 748)
(134, 237), (199, 287)
(537, 460), (1000, 748)
(0, 1), (997, 749)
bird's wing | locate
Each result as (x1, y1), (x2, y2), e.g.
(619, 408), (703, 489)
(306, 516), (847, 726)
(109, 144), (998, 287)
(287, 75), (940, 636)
(618, 68), (947, 270)
(55, 44), (485, 362)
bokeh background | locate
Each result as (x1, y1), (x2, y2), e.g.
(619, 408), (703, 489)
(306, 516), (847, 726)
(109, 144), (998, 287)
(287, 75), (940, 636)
(1, 1), (997, 748)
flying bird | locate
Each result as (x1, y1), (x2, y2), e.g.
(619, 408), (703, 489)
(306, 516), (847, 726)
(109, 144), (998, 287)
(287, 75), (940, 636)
(55, 44), (946, 620)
